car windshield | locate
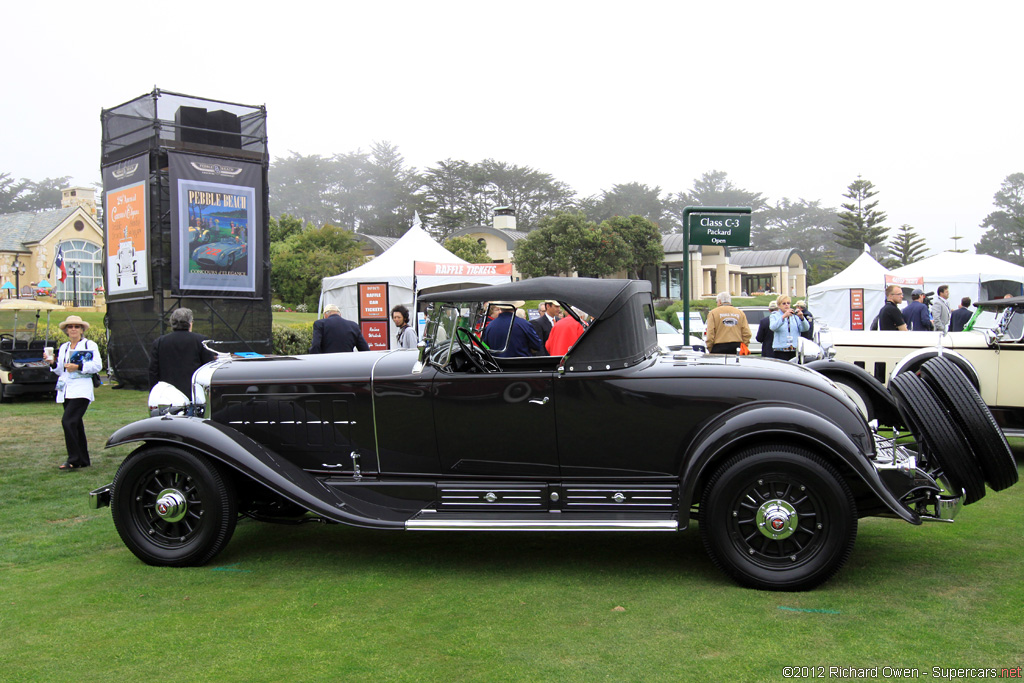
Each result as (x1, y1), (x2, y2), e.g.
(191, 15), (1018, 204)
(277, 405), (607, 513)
(423, 302), (491, 366)
(656, 320), (679, 335)
(741, 308), (769, 325)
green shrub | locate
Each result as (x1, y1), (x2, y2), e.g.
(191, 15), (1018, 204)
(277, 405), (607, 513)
(272, 322), (313, 356)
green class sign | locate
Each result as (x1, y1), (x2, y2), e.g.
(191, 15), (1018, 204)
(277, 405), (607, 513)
(688, 213), (751, 247)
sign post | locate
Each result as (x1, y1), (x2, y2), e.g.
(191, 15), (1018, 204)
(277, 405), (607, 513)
(680, 206), (752, 340)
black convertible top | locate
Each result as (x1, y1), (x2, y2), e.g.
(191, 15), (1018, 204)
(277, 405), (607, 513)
(976, 295), (1024, 308)
(419, 277), (649, 320)
(419, 277), (658, 371)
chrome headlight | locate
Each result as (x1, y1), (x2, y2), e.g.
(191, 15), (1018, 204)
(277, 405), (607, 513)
(191, 359), (230, 413)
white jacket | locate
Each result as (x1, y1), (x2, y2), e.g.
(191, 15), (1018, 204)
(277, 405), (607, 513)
(51, 338), (102, 403)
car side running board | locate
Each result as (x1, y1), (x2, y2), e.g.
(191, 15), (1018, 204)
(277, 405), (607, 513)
(406, 512), (678, 532)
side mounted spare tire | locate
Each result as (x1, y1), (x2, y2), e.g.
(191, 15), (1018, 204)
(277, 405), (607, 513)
(918, 356), (1018, 491)
(888, 372), (986, 505)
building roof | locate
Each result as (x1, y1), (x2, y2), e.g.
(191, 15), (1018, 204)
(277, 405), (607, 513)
(354, 233), (399, 256)
(450, 224), (529, 246)
(728, 248), (803, 268)
(660, 234), (702, 254)
(0, 207), (78, 252)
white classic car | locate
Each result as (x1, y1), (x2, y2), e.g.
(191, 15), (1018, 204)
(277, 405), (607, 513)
(817, 297), (1024, 437)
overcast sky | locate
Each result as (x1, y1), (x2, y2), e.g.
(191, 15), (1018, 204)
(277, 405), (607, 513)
(6, 1), (1022, 254)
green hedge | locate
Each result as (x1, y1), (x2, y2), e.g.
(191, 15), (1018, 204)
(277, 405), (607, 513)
(272, 322), (314, 356)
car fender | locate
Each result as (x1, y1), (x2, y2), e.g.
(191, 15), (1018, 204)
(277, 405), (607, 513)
(805, 359), (902, 427)
(891, 348), (979, 390)
(105, 416), (405, 529)
(678, 402), (919, 526)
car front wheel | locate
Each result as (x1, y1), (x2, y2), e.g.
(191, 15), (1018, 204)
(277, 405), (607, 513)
(699, 446), (858, 591)
(111, 446), (237, 567)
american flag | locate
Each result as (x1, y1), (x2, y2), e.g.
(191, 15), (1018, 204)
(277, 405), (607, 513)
(54, 244), (67, 283)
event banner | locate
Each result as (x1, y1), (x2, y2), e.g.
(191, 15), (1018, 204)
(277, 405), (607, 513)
(102, 154), (150, 297)
(169, 152), (259, 294)
(413, 262), (514, 277)
(358, 283), (389, 350)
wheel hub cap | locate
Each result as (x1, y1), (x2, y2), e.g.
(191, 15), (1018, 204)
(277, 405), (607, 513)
(155, 489), (188, 523)
(756, 499), (798, 540)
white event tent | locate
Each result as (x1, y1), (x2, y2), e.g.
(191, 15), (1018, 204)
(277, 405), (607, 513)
(888, 252), (1024, 305)
(318, 216), (512, 349)
(807, 251), (890, 330)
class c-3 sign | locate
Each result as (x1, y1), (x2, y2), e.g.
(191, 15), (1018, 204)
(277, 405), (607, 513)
(688, 213), (751, 247)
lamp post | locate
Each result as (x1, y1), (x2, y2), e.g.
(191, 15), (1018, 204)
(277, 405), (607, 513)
(68, 263), (81, 308)
(11, 257), (25, 298)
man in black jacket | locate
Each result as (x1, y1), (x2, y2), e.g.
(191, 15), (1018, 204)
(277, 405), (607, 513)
(149, 307), (218, 397)
(756, 301), (778, 358)
(530, 300), (561, 347)
(310, 304), (370, 354)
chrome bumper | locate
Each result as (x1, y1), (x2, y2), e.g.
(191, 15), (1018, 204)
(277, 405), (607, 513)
(89, 484), (112, 510)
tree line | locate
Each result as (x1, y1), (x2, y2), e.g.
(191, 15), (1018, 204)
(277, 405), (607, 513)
(6, 155), (1024, 309)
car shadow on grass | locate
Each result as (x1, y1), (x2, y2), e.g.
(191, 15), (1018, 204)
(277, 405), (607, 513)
(222, 519), (724, 583)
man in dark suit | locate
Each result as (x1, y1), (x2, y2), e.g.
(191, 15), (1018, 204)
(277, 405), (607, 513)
(530, 300), (561, 348)
(949, 297), (973, 332)
(149, 307), (218, 397)
(310, 304), (370, 354)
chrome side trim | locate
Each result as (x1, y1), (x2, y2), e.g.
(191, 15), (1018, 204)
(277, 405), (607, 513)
(369, 350), (397, 472)
(406, 518), (678, 531)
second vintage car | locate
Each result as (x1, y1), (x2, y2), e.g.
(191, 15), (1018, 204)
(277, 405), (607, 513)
(819, 296), (1024, 437)
(89, 278), (1018, 591)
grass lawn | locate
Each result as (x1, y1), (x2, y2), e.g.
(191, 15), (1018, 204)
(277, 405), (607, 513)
(1, 386), (1022, 682)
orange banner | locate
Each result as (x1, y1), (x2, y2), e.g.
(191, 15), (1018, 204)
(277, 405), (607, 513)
(414, 261), (513, 277)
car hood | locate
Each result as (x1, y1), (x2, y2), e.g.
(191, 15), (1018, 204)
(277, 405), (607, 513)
(206, 349), (417, 386)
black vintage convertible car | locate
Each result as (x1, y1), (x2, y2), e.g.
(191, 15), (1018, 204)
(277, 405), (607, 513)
(90, 278), (1018, 590)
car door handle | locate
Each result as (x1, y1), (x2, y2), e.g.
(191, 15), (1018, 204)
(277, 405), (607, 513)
(529, 397), (550, 405)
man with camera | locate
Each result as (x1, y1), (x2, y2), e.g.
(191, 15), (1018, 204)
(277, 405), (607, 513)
(902, 289), (933, 331)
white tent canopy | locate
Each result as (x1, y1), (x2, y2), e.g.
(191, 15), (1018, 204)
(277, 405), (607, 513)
(319, 217), (512, 348)
(888, 252), (1024, 305)
(807, 251), (890, 330)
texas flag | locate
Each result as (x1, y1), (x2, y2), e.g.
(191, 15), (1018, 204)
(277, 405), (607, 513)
(54, 244), (67, 283)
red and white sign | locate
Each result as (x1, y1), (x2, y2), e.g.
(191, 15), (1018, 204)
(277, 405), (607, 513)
(850, 288), (865, 330)
(885, 274), (923, 287)
(361, 321), (389, 351)
(359, 283), (388, 320)
(414, 261), (513, 277)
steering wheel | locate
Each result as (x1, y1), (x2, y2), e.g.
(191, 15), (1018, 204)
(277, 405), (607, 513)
(0, 333), (13, 346)
(454, 327), (500, 373)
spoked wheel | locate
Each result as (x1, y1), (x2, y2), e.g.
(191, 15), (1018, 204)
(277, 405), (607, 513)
(455, 327), (500, 373)
(699, 446), (858, 591)
(889, 372), (986, 504)
(111, 446), (237, 566)
(918, 356), (1018, 491)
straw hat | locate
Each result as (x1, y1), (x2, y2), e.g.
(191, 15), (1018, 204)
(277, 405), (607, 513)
(59, 314), (91, 332)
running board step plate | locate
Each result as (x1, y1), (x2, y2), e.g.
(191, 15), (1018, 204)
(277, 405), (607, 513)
(406, 511), (678, 531)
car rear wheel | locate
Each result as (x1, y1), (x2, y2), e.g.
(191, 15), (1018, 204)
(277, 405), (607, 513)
(918, 356), (1018, 491)
(111, 445), (237, 566)
(699, 446), (858, 591)
(888, 372), (986, 504)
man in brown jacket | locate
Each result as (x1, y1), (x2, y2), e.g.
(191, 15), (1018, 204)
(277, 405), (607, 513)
(705, 291), (752, 354)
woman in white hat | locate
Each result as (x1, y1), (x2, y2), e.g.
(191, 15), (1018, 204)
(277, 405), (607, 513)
(47, 315), (102, 470)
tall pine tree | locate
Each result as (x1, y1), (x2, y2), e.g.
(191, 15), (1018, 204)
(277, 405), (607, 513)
(834, 177), (889, 257)
(888, 224), (928, 266)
